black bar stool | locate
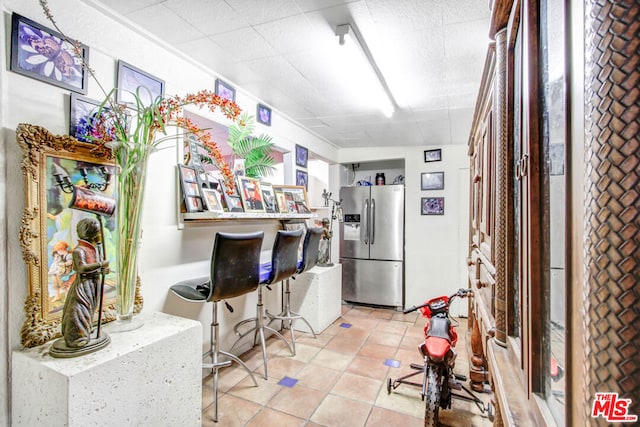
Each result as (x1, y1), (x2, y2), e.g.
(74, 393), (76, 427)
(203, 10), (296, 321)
(170, 231), (263, 422)
(268, 227), (323, 355)
(230, 229), (303, 379)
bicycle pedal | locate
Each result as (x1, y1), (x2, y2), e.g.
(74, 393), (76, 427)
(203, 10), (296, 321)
(410, 363), (425, 370)
(454, 373), (468, 381)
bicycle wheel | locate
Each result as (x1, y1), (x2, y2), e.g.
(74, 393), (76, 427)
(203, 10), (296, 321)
(424, 365), (442, 427)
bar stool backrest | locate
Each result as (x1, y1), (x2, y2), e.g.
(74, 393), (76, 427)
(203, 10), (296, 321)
(265, 229), (304, 284)
(298, 227), (323, 274)
(209, 231), (264, 302)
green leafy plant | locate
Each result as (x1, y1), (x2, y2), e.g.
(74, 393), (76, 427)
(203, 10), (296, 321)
(226, 113), (276, 178)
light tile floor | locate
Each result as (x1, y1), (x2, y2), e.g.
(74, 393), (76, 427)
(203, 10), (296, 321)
(203, 304), (494, 426)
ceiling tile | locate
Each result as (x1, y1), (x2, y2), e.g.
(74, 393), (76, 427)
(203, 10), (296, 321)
(448, 107), (474, 144)
(440, 0), (491, 25)
(164, 0), (248, 36)
(127, 5), (204, 44)
(365, 0), (443, 34)
(211, 27), (278, 61)
(294, 0), (359, 13)
(253, 14), (321, 54)
(98, 0), (165, 16)
(223, 0), (302, 25)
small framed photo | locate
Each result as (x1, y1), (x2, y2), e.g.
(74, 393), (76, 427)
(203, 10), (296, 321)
(215, 78), (236, 102)
(421, 197), (445, 215)
(275, 191), (288, 213)
(296, 169), (308, 189)
(273, 185), (309, 214)
(178, 164), (204, 213)
(238, 176), (266, 213)
(233, 158), (245, 177)
(421, 172), (445, 190)
(217, 179), (243, 212)
(424, 149), (442, 163)
(70, 93), (110, 143)
(260, 182), (278, 213)
(117, 60), (165, 107)
(295, 145), (308, 168)
(202, 188), (224, 213)
(257, 103), (272, 126)
(10, 13), (89, 94)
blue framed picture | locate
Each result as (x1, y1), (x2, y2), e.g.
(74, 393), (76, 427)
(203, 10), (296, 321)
(10, 13), (89, 94)
(215, 78), (236, 102)
(116, 60), (164, 107)
(257, 103), (271, 126)
(295, 145), (308, 168)
(296, 169), (308, 189)
(69, 93), (114, 143)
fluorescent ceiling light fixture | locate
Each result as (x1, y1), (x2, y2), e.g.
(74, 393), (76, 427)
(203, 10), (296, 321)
(335, 23), (396, 118)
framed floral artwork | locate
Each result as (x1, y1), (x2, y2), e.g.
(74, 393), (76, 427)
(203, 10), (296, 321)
(295, 145), (308, 168)
(257, 103), (271, 126)
(116, 60), (165, 108)
(296, 169), (308, 190)
(215, 78), (236, 102)
(10, 13), (89, 94)
(421, 197), (445, 215)
(69, 93), (115, 143)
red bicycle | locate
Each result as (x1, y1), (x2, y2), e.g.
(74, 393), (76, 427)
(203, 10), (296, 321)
(388, 288), (493, 426)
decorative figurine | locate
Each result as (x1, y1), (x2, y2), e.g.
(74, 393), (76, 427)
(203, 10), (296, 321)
(317, 218), (332, 266)
(317, 198), (342, 267)
(321, 189), (331, 207)
(50, 217), (111, 357)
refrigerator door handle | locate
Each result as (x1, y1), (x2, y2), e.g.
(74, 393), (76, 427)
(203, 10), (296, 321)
(370, 198), (375, 245)
(363, 199), (369, 245)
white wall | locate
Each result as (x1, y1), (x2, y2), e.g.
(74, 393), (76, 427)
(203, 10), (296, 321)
(337, 145), (470, 311)
(0, 2), (338, 424)
(0, 1), (472, 424)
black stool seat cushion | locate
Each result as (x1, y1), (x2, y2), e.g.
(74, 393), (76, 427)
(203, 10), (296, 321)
(170, 231), (264, 303)
(171, 277), (210, 301)
(298, 227), (323, 274)
(263, 229), (304, 285)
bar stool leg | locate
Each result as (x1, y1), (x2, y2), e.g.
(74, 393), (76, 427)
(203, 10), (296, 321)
(204, 302), (258, 422)
(267, 279), (317, 355)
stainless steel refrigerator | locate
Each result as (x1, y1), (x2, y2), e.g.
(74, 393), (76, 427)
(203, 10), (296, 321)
(339, 185), (404, 308)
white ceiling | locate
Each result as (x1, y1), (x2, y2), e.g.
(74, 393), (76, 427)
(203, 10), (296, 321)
(94, 0), (491, 148)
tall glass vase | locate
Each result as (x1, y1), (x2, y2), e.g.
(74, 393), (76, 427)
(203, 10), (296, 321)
(112, 142), (153, 331)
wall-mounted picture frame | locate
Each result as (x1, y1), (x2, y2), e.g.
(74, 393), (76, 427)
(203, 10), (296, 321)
(424, 149), (442, 163)
(116, 60), (165, 108)
(260, 182), (278, 213)
(70, 93), (110, 143)
(16, 124), (143, 348)
(257, 103), (272, 126)
(178, 164), (204, 213)
(202, 188), (224, 213)
(296, 169), (308, 189)
(421, 197), (445, 215)
(238, 176), (265, 213)
(295, 144), (308, 168)
(10, 13), (90, 94)
(421, 171), (445, 190)
(215, 78), (235, 102)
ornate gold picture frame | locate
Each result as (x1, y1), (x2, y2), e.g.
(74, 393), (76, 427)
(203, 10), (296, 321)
(16, 124), (143, 348)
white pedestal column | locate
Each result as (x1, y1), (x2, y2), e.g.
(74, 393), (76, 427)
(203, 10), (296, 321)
(289, 264), (342, 333)
(11, 311), (202, 427)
